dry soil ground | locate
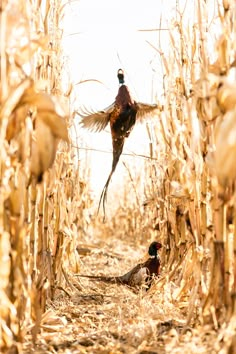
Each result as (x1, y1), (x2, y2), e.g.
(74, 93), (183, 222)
(23, 239), (228, 353)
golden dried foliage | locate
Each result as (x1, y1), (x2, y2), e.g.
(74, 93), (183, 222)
(92, 1), (236, 351)
(0, 0), (89, 352)
(1, 0), (236, 353)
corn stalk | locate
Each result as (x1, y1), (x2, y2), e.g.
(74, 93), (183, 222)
(0, 0), (87, 351)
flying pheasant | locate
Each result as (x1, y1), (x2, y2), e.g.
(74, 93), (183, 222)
(78, 69), (158, 219)
(76, 241), (162, 289)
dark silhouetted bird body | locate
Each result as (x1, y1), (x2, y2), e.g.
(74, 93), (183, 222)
(77, 241), (162, 288)
(78, 69), (158, 218)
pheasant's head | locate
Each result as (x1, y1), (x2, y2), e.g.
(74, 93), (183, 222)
(117, 69), (124, 84)
(148, 241), (162, 257)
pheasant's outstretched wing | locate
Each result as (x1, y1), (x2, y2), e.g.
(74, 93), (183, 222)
(135, 102), (159, 121)
(77, 102), (115, 132)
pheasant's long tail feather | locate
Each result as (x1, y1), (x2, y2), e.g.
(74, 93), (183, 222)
(98, 138), (124, 221)
(76, 274), (121, 284)
(97, 171), (113, 221)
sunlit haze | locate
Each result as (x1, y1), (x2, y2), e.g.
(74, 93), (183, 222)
(61, 0), (219, 213)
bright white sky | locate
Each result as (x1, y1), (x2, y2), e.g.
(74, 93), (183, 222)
(61, 0), (219, 214)
(62, 0), (174, 103)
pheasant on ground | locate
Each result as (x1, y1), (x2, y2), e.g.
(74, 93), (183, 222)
(77, 69), (159, 219)
(76, 241), (162, 289)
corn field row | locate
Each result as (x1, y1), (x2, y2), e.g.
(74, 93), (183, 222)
(0, 0), (88, 351)
(1, 0), (236, 353)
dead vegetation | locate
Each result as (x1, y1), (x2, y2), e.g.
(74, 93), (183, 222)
(1, 0), (236, 353)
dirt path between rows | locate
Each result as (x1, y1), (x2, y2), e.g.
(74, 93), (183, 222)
(23, 240), (221, 353)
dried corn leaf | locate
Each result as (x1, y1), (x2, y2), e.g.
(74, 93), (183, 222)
(170, 181), (188, 198)
(15, 36), (49, 67)
(16, 86), (56, 112)
(1, 79), (31, 120)
(30, 117), (57, 180)
(214, 108), (236, 185)
(6, 83), (69, 180)
(216, 34), (230, 71)
(193, 74), (221, 122)
(40, 309), (67, 328)
(38, 110), (69, 142)
(6, 105), (30, 141)
(217, 80), (236, 113)
(0, 233), (11, 289)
